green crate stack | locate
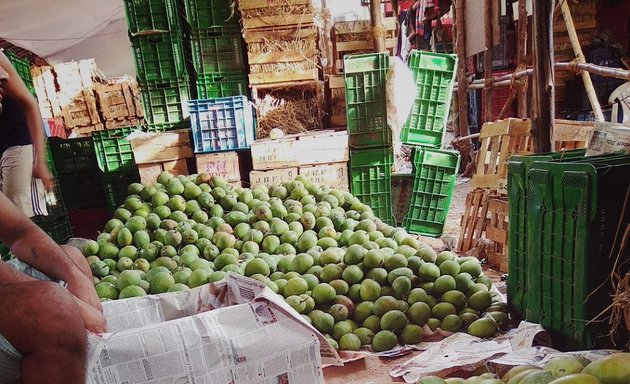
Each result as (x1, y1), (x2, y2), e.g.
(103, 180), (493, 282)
(184, 0), (247, 100)
(5, 50), (35, 95)
(123, 0), (191, 131)
(402, 148), (460, 237)
(400, 51), (457, 148)
(349, 148), (396, 226)
(512, 154), (630, 349)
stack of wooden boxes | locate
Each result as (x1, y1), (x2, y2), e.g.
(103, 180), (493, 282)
(250, 130), (349, 190)
(129, 130), (195, 185)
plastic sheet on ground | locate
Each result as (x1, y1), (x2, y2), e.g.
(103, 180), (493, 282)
(86, 273), (342, 384)
(389, 322), (549, 383)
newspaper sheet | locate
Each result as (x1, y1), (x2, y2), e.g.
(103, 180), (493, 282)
(389, 322), (548, 383)
(586, 122), (630, 156)
(87, 273), (342, 384)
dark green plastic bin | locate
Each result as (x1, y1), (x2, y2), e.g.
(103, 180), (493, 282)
(349, 147), (395, 226)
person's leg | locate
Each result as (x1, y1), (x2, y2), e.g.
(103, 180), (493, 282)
(1, 146), (36, 218)
(0, 281), (87, 384)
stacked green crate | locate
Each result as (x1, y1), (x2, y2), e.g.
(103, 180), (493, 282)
(183, 0), (248, 100)
(92, 127), (141, 212)
(399, 51), (459, 237)
(123, 0), (190, 131)
(344, 53), (394, 224)
(508, 153), (630, 349)
(5, 50), (35, 95)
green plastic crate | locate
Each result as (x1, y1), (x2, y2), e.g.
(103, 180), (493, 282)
(507, 149), (588, 319)
(45, 139), (57, 177)
(102, 170), (141, 213)
(400, 51), (457, 147)
(5, 50), (35, 95)
(33, 216), (73, 245)
(183, 0), (239, 30)
(190, 30), (246, 75)
(349, 147), (395, 225)
(123, 0), (181, 33)
(131, 32), (187, 81)
(403, 148), (460, 237)
(196, 72), (248, 99)
(525, 156), (630, 349)
(58, 171), (107, 209)
(344, 53), (390, 149)
(140, 77), (191, 126)
(49, 137), (98, 174)
(92, 127), (139, 173)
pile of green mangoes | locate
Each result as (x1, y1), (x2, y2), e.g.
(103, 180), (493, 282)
(83, 172), (508, 352)
(416, 352), (630, 384)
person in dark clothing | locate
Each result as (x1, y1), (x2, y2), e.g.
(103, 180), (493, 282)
(0, 50), (53, 217)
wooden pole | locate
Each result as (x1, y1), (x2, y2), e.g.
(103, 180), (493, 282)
(454, 0), (471, 171)
(517, 0), (528, 118)
(560, 1), (605, 121)
(483, 0), (494, 122)
(531, 0), (553, 153)
(370, 0), (386, 53)
(321, 0), (333, 74)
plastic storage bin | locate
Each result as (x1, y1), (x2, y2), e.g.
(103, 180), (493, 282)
(190, 31), (246, 75)
(49, 137), (98, 174)
(183, 0), (239, 30)
(92, 127), (138, 173)
(196, 73), (248, 99)
(189, 96), (256, 153)
(102, 170), (141, 213)
(131, 32), (186, 81)
(140, 77), (191, 126)
(123, 0), (181, 33)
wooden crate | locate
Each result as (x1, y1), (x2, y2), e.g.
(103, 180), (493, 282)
(251, 130), (349, 170)
(138, 159), (190, 185)
(250, 168), (299, 187)
(471, 119), (533, 194)
(94, 82), (142, 122)
(553, 119), (595, 151)
(332, 17), (397, 74)
(54, 60), (99, 106)
(486, 196), (508, 273)
(60, 89), (101, 129)
(129, 129), (194, 164)
(327, 75), (346, 127)
(239, 0), (315, 30)
(457, 189), (491, 254)
(299, 162), (348, 191)
(196, 152), (241, 182)
(73, 123), (105, 137)
(244, 26), (319, 85)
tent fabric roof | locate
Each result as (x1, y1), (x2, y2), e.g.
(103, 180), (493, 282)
(0, 0), (135, 78)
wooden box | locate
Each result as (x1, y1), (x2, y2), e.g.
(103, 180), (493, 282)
(251, 130), (349, 170)
(250, 168), (299, 187)
(332, 17), (397, 73)
(196, 152), (241, 182)
(299, 162), (348, 191)
(486, 196), (508, 273)
(31, 65), (60, 118)
(138, 159), (190, 185)
(94, 82), (143, 122)
(60, 89), (101, 129)
(553, 119), (594, 151)
(239, 0), (315, 30)
(129, 130), (194, 164)
(327, 75), (346, 127)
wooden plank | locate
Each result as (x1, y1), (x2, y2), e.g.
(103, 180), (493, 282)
(250, 168), (299, 186)
(242, 15), (315, 30)
(251, 137), (299, 170)
(138, 163), (163, 185)
(248, 68), (319, 85)
(129, 130), (194, 164)
(457, 189), (491, 253)
(196, 152), (241, 182)
(243, 26), (317, 44)
(553, 20), (596, 32)
(299, 162), (349, 191)
(248, 50), (318, 65)
(328, 75), (345, 89)
(295, 130), (349, 165)
(335, 38), (397, 53)
(334, 17), (397, 35)
(238, 0), (311, 10)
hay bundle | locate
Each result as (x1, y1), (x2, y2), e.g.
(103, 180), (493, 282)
(248, 38), (317, 54)
(611, 273), (630, 338)
(256, 88), (323, 139)
(241, 4), (311, 19)
(249, 60), (317, 74)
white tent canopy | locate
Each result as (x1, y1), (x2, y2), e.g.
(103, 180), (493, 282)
(0, 0), (135, 78)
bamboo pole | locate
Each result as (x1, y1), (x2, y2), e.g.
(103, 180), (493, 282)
(321, 0), (333, 74)
(370, 0), (386, 53)
(453, 0), (472, 171)
(532, 0), (553, 153)
(483, 0), (494, 122)
(560, 1), (604, 121)
(517, 0), (528, 118)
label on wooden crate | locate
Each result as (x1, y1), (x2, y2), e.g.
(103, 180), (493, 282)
(250, 168), (298, 187)
(129, 130), (194, 164)
(586, 122), (630, 156)
(196, 152), (241, 182)
(251, 137), (299, 170)
(299, 162), (348, 191)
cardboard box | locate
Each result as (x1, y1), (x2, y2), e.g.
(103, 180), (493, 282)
(299, 162), (348, 191)
(196, 152), (241, 182)
(129, 130), (194, 164)
(251, 130), (348, 170)
(250, 168), (299, 187)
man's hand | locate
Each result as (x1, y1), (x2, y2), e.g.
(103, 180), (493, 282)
(33, 160), (54, 191)
(66, 271), (103, 313)
(74, 296), (107, 333)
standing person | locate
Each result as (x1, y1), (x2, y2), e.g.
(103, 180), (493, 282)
(0, 63), (106, 384)
(0, 49), (53, 218)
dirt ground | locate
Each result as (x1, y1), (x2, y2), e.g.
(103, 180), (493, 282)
(323, 178), (507, 383)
